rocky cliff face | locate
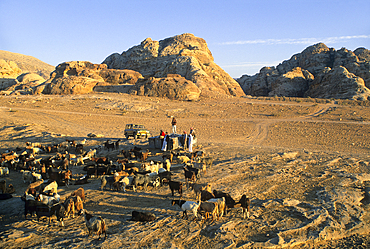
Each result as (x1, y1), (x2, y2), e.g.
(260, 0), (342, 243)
(103, 33), (245, 98)
(237, 43), (370, 100)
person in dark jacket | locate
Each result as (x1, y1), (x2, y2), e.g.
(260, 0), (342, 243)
(171, 117), (177, 134)
(182, 131), (188, 149)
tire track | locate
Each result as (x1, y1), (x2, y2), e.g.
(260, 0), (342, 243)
(244, 104), (349, 146)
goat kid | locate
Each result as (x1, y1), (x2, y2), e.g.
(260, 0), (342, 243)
(239, 195), (251, 219)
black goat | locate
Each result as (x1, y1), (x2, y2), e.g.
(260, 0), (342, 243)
(169, 180), (183, 198)
(183, 166), (196, 187)
(239, 195), (251, 219)
(115, 139), (121, 150)
(25, 199), (43, 219)
(104, 140), (115, 151)
(158, 171), (172, 185)
(36, 203), (66, 226)
(184, 164), (200, 179)
(213, 190), (236, 210)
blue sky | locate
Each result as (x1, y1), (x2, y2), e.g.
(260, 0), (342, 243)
(0, 0), (369, 78)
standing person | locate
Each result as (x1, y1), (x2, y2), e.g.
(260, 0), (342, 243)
(159, 130), (165, 139)
(190, 127), (196, 138)
(162, 132), (169, 151)
(171, 117), (177, 134)
(188, 133), (193, 153)
(159, 130), (165, 147)
(182, 131), (188, 150)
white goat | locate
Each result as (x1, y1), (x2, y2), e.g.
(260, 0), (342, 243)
(172, 200), (201, 220)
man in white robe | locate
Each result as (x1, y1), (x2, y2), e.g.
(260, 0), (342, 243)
(188, 134), (193, 153)
(162, 135), (168, 151)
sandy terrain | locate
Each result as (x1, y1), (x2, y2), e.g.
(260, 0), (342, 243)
(0, 93), (370, 248)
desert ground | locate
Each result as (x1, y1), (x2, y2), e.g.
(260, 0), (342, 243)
(0, 92), (370, 248)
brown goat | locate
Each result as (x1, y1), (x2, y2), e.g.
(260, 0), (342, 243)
(139, 149), (150, 162)
(71, 187), (85, 202)
(64, 196), (76, 218)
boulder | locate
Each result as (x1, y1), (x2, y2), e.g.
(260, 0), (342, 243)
(0, 78), (18, 91)
(103, 33), (245, 98)
(43, 76), (100, 95)
(1, 73), (47, 94)
(354, 47), (370, 62)
(17, 73), (45, 85)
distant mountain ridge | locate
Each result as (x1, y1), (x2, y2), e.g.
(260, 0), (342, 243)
(237, 43), (370, 100)
(1, 39), (370, 101)
(0, 50), (54, 79)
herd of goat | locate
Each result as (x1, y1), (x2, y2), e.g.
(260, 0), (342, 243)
(0, 137), (251, 239)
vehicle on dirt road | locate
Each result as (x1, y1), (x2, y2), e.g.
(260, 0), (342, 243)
(124, 124), (151, 139)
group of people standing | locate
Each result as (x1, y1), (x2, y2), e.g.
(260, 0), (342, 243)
(160, 117), (196, 152)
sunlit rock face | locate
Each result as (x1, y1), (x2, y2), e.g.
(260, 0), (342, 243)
(103, 33), (245, 99)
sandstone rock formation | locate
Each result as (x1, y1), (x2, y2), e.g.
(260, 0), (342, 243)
(0, 55), (52, 94)
(270, 67), (314, 97)
(0, 59), (22, 92)
(42, 61), (143, 94)
(304, 66), (370, 99)
(3, 73), (47, 95)
(237, 43), (370, 100)
(130, 75), (201, 101)
(103, 33), (245, 98)
(0, 50), (54, 79)
(0, 59), (22, 78)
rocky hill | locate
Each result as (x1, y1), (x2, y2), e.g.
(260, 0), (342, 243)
(0, 50), (54, 95)
(102, 33), (245, 98)
(36, 34), (244, 100)
(237, 43), (370, 100)
(0, 50), (54, 79)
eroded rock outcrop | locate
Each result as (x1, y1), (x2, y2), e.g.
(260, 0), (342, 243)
(130, 74), (201, 101)
(0, 50), (54, 80)
(305, 66), (370, 100)
(0, 59), (22, 92)
(238, 43), (370, 100)
(0, 59), (22, 78)
(103, 33), (245, 98)
(42, 61), (143, 94)
(0, 59), (50, 94)
(270, 67), (314, 97)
